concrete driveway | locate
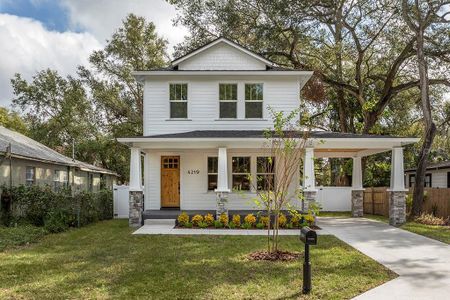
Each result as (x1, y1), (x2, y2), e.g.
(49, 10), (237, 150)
(318, 217), (450, 300)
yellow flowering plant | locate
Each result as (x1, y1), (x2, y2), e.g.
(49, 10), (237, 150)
(278, 213), (287, 228)
(232, 215), (241, 227)
(204, 213), (214, 226)
(177, 212), (189, 226)
(244, 214), (256, 225)
(192, 214), (204, 226)
(219, 213), (229, 226)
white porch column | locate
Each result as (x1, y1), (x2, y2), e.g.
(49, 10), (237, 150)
(303, 147), (317, 212)
(351, 157), (364, 217)
(388, 147), (407, 226)
(129, 147), (142, 191)
(215, 147), (229, 217)
(215, 147), (230, 193)
(129, 147), (143, 227)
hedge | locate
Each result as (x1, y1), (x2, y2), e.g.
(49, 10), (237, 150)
(0, 185), (113, 232)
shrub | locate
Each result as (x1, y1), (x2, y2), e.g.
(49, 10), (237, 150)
(232, 215), (241, 227)
(44, 211), (69, 233)
(219, 213), (229, 226)
(241, 222), (252, 229)
(177, 212), (189, 226)
(415, 213), (447, 226)
(256, 222), (264, 229)
(214, 220), (224, 228)
(184, 222), (193, 228)
(259, 216), (270, 228)
(305, 213), (315, 226)
(278, 213), (287, 228)
(228, 222), (236, 229)
(204, 213), (214, 226)
(285, 222), (293, 229)
(244, 214), (256, 225)
(290, 214), (301, 228)
(192, 214), (204, 226)
(198, 221), (208, 228)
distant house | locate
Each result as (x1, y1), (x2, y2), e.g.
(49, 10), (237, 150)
(405, 162), (450, 188)
(0, 126), (118, 192)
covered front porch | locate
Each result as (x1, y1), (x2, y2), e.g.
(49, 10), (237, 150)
(118, 131), (418, 227)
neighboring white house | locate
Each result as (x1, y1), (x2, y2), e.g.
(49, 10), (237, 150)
(118, 37), (419, 226)
(405, 161), (450, 188)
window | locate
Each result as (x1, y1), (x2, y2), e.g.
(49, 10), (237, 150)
(245, 83), (263, 118)
(169, 83), (188, 118)
(425, 174), (432, 187)
(89, 173), (94, 192)
(409, 174), (415, 187)
(26, 166), (35, 186)
(219, 84), (237, 118)
(53, 170), (68, 190)
(409, 173), (432, 187)
(257, 157), (275, 191)
(447, 172), (450, 188)
(232, 157), (251, 191)
(207, 157), (218, 190)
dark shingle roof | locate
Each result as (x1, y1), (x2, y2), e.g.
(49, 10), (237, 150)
(136, 130), (404, 139)
(405, 161), (450, 172)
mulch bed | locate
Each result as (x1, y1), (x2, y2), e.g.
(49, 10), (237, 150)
(247, 250), (302, 261)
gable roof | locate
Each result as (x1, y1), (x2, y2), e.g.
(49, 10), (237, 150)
(405, 161), (450, 172)
(0, 126), (118, 176)
(171, 37), (276, 67)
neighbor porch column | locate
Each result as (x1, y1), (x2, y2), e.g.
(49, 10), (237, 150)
(303, 147), (317, 212)
(388, 147), (407, 226)
(215, 147), (230, 217)
(351, 157), (364, 217)
(129, 147), (143, 227)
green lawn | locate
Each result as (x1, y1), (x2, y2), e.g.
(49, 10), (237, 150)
(0, 219), (395, 299)
(0, 225), (48, 251)
(400, 222), (450, 244)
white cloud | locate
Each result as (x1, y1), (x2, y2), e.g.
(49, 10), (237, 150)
(0, 13), (102, 106)
(61, 0), (188, 54)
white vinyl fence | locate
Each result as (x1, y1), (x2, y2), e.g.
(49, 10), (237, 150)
(113, 185), (129, 218)
(316, 186), (352, 211)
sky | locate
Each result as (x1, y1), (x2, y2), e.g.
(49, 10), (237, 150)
(0, 0), (188, 106)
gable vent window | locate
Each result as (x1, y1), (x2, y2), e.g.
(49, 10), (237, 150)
(169, 83), (188, 118)
(219, 84), (237, 118)
(245, 83), (263, 118)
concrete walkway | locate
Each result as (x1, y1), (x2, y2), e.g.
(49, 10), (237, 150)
(318, 217), (450, 300)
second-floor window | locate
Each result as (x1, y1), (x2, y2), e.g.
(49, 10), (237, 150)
(26, 166), (35, 186)
(219, 84), (237, 118)
(169, 83), (188, 118)
(245, 83), (263, 118)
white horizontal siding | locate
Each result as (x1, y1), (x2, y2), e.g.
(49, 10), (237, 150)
(143, 149), (299, 211)
(405, 170), (449, 188)
(178, 42), (266, 70)
(143, 76), (300, 136)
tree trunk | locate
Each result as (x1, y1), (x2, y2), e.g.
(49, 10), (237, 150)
(412, 25), (436, 216)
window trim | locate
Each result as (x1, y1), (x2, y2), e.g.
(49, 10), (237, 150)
(169, 83), (188, 119)
(425, 173), (432, 187)
(408, 174), (416, 188)
(244, 83), (264, 119)
(231, 156), (251, 191)
(218, 83), (238, 119)
(256, 156), (275, 191)
(207, 156), (218, 191)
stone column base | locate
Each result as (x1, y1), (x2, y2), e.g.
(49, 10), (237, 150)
(389, 191), (406, 226)
(129, 190), (143, 227)
(303, 190), (317, 213)
(215, 191), (229, 218)
(351, 190), (364, 217)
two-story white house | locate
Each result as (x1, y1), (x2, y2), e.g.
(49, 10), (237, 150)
(118, 37), (419, 227)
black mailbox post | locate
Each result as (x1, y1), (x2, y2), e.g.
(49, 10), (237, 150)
(300, 227), (317, 294)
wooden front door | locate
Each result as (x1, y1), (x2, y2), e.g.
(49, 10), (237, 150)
(161, 156), (180, 208)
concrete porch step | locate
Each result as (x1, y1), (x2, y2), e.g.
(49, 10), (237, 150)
(144, 219), (176, 226)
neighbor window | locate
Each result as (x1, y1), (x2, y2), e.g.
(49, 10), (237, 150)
(425, 174), (432, 187)
(89, 173), (94, 192)
(53, 170), (68, 190)
(257, 157), (275, 191)
(245, 83), (263, 118)
(207, 157), (218, 191)
(409, 174), (415, 187)
(26, 166), (35, 186)
(232, 157), (251, 191)
(169, 83), (188, 118)
(219, 84), (237, 118)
